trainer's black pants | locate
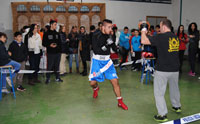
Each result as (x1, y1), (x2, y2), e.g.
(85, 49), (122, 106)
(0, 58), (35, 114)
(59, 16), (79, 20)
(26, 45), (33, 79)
(46, 53), (61, 80)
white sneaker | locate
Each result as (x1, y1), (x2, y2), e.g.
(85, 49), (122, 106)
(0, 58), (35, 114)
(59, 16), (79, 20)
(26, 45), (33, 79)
(2, 88), (10, 94)
(198, 77), (200, 80)
(6, 77), (12, 87)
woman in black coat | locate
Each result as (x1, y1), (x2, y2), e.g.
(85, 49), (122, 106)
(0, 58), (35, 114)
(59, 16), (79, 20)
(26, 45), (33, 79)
(78, 26), (90, 76)
(188, 22), (199, 76)
(59, 25), (69, 75)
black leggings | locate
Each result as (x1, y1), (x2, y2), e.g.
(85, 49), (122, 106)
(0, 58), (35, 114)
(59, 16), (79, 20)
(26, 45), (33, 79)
(188, 43), (198, 73)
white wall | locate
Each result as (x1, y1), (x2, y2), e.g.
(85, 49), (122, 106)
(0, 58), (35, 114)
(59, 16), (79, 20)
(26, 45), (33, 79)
(0, 0), (174, 44)
(172, 0), (200, 31)
(0, 0), (172, 31)
(182, 0), (200, 29)
(171, 0), (180, 30)
(106, 1), (172, 29)
(75, 0), (173, 29)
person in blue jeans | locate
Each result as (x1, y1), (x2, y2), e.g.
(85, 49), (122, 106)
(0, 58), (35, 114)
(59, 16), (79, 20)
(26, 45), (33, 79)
(131, 29), (142, 71)
(0, 32), (21, 93)
(69, 48), (79, 73)
(119, 27), (130, 69)
(68, 26), (79, 73)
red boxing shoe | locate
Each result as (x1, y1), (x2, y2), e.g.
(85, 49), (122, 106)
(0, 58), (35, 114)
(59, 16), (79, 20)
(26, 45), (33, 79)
(118, 98), (128, 110)
(93, 87), (99, 98)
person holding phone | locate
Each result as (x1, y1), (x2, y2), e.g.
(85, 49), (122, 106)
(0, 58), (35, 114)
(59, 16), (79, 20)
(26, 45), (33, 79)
(42, 20), (63, 84)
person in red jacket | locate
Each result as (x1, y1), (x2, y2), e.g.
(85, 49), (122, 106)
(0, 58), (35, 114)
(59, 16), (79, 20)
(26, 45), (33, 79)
(176, 25), (188, 73)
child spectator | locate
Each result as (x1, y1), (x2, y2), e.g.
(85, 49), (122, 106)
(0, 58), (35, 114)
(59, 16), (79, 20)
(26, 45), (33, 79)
(119, 26), (130, 70)
(8, 32), (27, 91)
(131, 29), (141, 71)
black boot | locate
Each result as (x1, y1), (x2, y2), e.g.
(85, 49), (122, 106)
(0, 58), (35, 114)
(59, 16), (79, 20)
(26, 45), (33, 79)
(82, 69), (87, 76)
(69, 68), (72, 73)
(82, 71), (87, 76)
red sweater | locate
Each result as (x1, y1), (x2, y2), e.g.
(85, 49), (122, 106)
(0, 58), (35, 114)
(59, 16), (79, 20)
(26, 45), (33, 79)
(176, 33), (189, 50)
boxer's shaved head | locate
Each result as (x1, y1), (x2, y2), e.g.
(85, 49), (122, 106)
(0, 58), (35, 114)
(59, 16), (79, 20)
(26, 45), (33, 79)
(103, 19), (112, 26)
(102, 19), (113, 35)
